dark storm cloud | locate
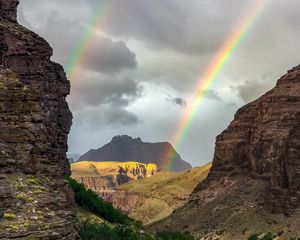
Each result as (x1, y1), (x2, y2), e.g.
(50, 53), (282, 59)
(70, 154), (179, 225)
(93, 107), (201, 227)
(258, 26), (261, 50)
(166, 97), (187, 108)
(75, 107), (141, 129)
(19, 1), (137, 74)
(82, 36), (137, 73)
(97, 0), (252, 54)
(72, 73), (143, 108)
(172, 97), (187, 107)
(19, 0), (300, 166)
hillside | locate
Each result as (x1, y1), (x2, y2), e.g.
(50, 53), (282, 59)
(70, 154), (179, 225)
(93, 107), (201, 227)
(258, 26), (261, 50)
(68, 177), (195, 240)
(78, 135), (192, 172)
(149, 65), (300, 239)
(71, 160), (211, 224)
(120, 162), (212, 224)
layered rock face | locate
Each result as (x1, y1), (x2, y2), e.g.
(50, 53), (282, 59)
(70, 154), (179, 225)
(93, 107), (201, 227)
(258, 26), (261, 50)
(79, 135), (192, 172)
(207, 65), (300, 214)
(73, 161), (157, 214)
(76, 177), (148, 214)
(0, 1), (76, 239)
(149, 65), (300, 239)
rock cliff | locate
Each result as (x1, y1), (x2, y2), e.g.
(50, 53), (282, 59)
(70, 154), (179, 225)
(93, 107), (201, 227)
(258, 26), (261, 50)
(75, 176), (148, 214)
(149, 65), (300, 239)
(206, 64), (300, 214)
(72, 161), (157, 214)
(79, 135), (192, 172)
(0, 1), (76, 239)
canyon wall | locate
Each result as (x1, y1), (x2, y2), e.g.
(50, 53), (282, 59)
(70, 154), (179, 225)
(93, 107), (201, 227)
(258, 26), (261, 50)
(0, 1), (77, 239)
(204, 65), (300, 214)
(149, 65), (300, 239)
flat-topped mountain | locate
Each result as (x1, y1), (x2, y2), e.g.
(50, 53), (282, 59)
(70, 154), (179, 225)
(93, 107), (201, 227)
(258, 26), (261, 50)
(79, 135), (192, 172)
(150, 65), (300, 239)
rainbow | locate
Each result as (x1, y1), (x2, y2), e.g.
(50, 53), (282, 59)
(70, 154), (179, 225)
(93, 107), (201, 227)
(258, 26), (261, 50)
(65, 0), (110, 80)
(164, 0), (270, 171)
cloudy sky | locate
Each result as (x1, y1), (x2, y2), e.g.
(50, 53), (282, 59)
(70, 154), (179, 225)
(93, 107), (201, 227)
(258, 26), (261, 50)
(19, 0), (300, 166)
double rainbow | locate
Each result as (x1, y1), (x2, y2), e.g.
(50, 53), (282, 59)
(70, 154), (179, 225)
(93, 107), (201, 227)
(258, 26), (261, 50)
(65, 0), (110, 80)
(65, 0), (270, 171)
(164, 0), (270, 170)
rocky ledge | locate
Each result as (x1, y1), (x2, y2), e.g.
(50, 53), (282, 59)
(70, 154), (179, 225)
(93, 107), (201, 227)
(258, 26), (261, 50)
(0, 1), (77, 239)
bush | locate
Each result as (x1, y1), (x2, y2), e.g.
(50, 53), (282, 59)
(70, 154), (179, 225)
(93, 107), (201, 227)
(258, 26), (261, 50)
(249, 233), (274, 240)
(157, 231), (194, 240)
(261, 233), (273, 240)
(66, 177), (133, 225)
(3, 213), (16, 220)
(79, 221), (153, 240)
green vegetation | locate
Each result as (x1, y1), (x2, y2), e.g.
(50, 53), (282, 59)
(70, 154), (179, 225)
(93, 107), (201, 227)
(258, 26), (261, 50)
(79, 221), (194, 240)
(67, 177), (133, 225)
(67, 177), (194, 240)
(120, 163), (211, 224)
(3, 213), (16, 220)
(26, 177), (39, 185)
(156, 231), (194, 240)
(79, 221), (153, 240)
(16, 193), (26, 201)
(248, 233), (277, 240)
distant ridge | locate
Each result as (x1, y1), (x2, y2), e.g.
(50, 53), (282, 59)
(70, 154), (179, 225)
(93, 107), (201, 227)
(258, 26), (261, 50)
(78, 135), (192, 172)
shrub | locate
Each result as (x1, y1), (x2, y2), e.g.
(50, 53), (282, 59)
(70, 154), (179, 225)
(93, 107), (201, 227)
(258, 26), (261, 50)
(156, 231), (194, 240)
(26, 177), (39, 185)
(3, 213), (16, 220)
(261, 233), (274, 240)
(249, 233), (274, 240)
(249, 234), (258, 240)
(16, 193), (26, 201)
(79, 221), (153, 240)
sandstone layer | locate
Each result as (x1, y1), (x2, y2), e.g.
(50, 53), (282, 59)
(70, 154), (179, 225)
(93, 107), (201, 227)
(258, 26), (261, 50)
(150, 65), (300, 239)
(0, 1), (76, 239)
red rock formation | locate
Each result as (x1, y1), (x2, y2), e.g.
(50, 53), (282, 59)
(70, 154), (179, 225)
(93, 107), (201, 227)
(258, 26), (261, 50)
(74, 163), (155, 215)
(206, 65), (300, 214)
(149, 65), (300, 238)
(76, 177), (148, 214)
(0, 1), (76, 239)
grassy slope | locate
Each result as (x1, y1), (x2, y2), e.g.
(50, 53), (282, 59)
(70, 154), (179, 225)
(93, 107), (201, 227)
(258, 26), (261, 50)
(70, 178), (194, 240)
(148, 176), (300, 240)
(120, 162), (212, 224)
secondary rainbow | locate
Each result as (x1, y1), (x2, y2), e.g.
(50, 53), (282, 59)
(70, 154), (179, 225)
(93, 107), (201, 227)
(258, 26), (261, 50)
(164, 0), (270, 170)
(65, 0), (110, 80)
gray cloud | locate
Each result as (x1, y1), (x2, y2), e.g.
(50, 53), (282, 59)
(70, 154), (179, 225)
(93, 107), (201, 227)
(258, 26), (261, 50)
(233, 77), (275, 103)
(19, 1), (137, 75)
(18, 0), (300, 167)
(82, 36), (137, 73)
(71, 72), (143, 108)
(99, 0), (252, 55)
(75, 107), (141, 129)
(172, 97), (187, 107)
(166, 96), (187, 108)
(204, 90), (222, 101)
